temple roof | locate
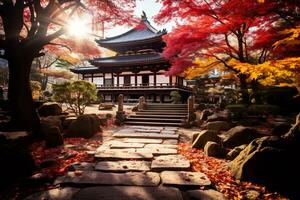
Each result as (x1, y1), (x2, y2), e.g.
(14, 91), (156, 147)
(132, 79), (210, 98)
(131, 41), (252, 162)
(90, 53), (167, 67)
(95, 13), (166, 52)
(71, 53), (169, 74)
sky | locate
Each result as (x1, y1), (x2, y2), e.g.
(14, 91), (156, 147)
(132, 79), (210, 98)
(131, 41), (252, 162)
(105, 0), (174, 37)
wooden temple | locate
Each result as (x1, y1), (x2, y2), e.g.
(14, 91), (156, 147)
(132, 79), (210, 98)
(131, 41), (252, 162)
(71, 13), (192, 103)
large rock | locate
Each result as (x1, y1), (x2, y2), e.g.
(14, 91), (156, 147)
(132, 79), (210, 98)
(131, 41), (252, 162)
(40, 116), (63, 131)
(226, 144), (247, 160)
(206, 111), (230, 122)
(204, 141), (228, 158)
(186, 189), (227, 200)
(206, 121), (230, 132)
(66, 114), (101, 138)
(192, 130), (220, 149)
(271, 122), (291, 136)
(229, 114), (300, 198)
(38, 103), (62, 117)
(222, 126), (262, 148)
(41, 125), (64, 148)
(198, 109), (213, 121)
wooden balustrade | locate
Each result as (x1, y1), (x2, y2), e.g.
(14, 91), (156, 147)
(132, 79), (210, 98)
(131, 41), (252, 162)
(95, 83), (192, 91)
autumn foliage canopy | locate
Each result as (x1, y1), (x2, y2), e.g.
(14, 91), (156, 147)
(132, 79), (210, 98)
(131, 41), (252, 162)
(156, 0), (300, 89)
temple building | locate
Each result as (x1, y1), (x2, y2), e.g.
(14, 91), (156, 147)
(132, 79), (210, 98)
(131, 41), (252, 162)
(71, 13), (192, 103)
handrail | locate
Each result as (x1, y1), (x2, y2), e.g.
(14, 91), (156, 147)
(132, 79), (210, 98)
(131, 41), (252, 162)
(96, 83), (192, 91)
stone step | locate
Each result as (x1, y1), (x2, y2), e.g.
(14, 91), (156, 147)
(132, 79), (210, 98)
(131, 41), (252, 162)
(123, 138), (163, 144)
(145, 108), (188, 111)
(160, 171), (211, 186)
(142, 109), (188, 113)
(136, 111), (187, 115)
(95, 161), (151, 172)
(124, 121), (182, 127)
(95, 150), (153, 160)
(126, 117), (183, 123)
(131, 114), (186, 119)
(151, 155), (190, 171)
(113, 132), (179, 139)
(55, 171), (160, 186)
(72, 186), (183, 200)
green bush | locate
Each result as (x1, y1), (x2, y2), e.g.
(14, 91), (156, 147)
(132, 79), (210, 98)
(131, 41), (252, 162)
(52, 80), (97, 116)
(170, 91), (181, 104)
(225, 104), (248, 118)
(30, 80), (41, 100)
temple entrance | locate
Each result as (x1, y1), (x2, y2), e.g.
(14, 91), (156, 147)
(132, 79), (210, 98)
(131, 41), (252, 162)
(124, 75), (131, 86)
(142, 75), (149, 86)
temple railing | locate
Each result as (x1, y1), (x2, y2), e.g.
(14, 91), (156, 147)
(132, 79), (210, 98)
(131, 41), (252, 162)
(96, 83), (192, 91)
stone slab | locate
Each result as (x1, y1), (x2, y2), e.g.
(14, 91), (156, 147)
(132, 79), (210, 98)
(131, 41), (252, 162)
(123, 138), (163, 144)
(136, 148), (177, 155)
(110, 142), (145, 149)
(151, 155), (190, 171)
(72, 186), (183, 200)
(161, 171), (211, 186)
(95, 150), (153, 160)
(161, 130), (176, 135)
(24, 188), (80, 200)
(113, 133), (179, 139)
(131, 126), (163, 130)
(134, 129), (161, 133)
(164, 127), (178, 131)
(68, 162), (95, 171)
(0, 131), (29, 140)
(186, 189), (227, 200)
(145, 144), (178, 149)
(55, 171), (160, 186)
(163, 139), (178, 145)
(95, 161), (151, 172)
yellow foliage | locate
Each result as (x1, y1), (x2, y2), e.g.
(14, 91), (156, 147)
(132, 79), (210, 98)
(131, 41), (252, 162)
(229, 57), (300, 91)
(184, 57), (223, 79)
(58, 54), (81, 64)
(273, 26), (300, 48)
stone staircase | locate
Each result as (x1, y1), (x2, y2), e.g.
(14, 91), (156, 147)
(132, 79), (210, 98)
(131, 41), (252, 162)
(125, 104), (188, 126)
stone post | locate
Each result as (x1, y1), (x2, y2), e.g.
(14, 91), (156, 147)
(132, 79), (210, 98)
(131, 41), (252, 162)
(116, 94), (126, 124)
(138, 96), (147, 110)
(188, 95), (195, 122)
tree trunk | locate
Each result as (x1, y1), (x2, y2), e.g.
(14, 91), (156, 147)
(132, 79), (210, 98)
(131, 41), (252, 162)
(238, 74), (249, 104)
(7, 51), (40, 134)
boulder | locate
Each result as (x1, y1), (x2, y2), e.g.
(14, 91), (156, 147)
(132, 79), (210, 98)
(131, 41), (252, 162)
(206, 111), (230, 122)
(226, 144), (247, 160)
(98, 103), (115, 110)
(41, 124), (63, 148)
(198, 109), (213, 121)
(192, 130), (220, 149)
(271, 122), (291, 136)
(222, 126), (262, 148)
(40, 116), (63, 131)
(204, 141), (228, 158)
(38, 103), (62, 117)
(66, 114), (101, 139)
(206, 121), (230, 132)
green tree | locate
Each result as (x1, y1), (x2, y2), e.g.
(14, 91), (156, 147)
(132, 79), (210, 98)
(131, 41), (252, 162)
(52, 80), (97, 116)
(170, 91), (181, 104)
(30, 81), (41, 100)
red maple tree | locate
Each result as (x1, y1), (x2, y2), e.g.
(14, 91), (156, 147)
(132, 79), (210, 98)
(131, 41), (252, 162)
(155, 0), (299, 101)
(0, 0), (135, 133)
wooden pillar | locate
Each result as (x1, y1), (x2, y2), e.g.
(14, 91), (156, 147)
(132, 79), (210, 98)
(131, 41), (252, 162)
(169, 76), (172, 86)
(117, 73), (120, 86)
(188, 95), (195, 122)
(91, 73), (94, 83)
(154, 71), (157, 87)
(135, 73), (137, 86)
(103, 73), (106, 86)
(82, 74), (85, 80)
(111, 73), (114, 86)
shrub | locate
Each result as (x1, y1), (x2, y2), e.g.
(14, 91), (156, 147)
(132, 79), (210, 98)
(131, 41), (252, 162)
(170, 91), (181, 104)
(30, 81), (41, 100)
(225, 104), (247, 119)
(248, 104), (280, 115)
(52, 80), (97, 116)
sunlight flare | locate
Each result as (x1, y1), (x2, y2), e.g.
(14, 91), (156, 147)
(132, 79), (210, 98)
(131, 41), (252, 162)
(67, 16), (90, 37)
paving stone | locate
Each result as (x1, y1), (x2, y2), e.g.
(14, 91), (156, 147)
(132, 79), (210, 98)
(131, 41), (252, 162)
(151, 155), (190, 171)
(95, 150), (153, 160)
(24, 188), (79, 200)
(134, 129), (161, 133)
(95, 161), (151, 172)
(144, 144), (177, 149)
(161, 130), (176, 134)
(186, 189), (227, 200)
(110, 142), (145, 149)
(161, 171), (211, 186)
(163, 139), (178, 145)
(55, 171), (160, 186)
(164, 127), (178, 131)
(72, 186), (183, 200)
(133, 126), (163, 130)
(136, 148), (177, 155)
(113, 133), (179, 139)
(68, 162), (95, 171)
(123, 138), (163, 144)
(116, 129), (135, 134)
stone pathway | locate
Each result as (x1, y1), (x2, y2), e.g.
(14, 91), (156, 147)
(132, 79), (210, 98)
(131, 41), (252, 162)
(25, 126), (227, 200)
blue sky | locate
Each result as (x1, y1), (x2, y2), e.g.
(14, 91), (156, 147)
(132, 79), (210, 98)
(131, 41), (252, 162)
(106, 0), (174, 37)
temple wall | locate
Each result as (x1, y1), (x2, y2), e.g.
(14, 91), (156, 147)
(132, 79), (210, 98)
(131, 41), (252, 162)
(157, 75), (169, 84)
